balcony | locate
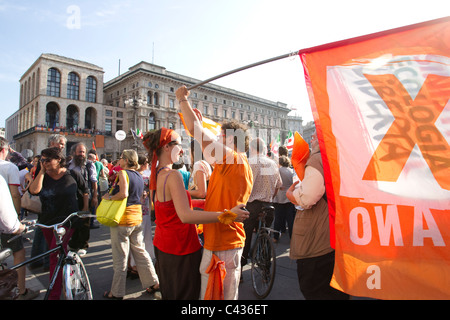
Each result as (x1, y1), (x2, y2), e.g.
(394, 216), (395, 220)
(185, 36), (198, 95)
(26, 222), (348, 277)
(13, 125), (112, 140)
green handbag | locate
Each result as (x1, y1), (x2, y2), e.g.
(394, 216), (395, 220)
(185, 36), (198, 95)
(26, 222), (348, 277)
(96, 171), (129, 227)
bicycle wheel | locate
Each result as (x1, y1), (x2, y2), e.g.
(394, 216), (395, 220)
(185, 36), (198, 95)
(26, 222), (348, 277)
(62, 252), (93, 300)
(250, 232), (276, 299)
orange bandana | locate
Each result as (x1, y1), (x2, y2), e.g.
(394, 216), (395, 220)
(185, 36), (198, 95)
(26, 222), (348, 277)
(149, 128), (174, 191)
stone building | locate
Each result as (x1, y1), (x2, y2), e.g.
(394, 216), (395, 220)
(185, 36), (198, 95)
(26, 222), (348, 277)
(6, 53), (107, 156)
(103, 60), (299, 152)
(6, 54), (304, 160)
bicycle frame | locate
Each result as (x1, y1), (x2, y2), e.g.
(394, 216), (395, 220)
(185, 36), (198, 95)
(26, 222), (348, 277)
(4, 212), (93, 300)
(250, 205), (278, 299)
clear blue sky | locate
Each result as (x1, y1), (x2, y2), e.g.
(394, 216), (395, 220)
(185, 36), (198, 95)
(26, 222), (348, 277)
(0, 0), (446, 128)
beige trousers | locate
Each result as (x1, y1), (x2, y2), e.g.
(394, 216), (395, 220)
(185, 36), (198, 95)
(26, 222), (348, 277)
(199, 247), (243, 300)
(110, 224), (159, 297)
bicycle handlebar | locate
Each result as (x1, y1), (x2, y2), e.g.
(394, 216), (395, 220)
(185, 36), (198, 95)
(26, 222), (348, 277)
(34, 211), (94, 229)
(7, 211), (95, 243)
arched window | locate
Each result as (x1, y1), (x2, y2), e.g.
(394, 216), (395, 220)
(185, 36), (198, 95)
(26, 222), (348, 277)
(148, 112), (156, 131)
(85, 107), (96, 129)
(47, 68), (60, 97)
(66, 105), (79, 131)
(67, 72), (80, 100)
(147, 91), (152, 104)
(86, 76), (97, 102)
(153, 92), (159, 106)
(46, 102), (60, 128)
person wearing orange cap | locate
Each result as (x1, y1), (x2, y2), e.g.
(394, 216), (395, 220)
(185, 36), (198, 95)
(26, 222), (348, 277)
(143, 128), (249, 300)
(176, 86), (253, 300)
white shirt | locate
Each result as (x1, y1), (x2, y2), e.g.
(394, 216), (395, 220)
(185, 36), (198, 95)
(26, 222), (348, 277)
(0, 175), (21, 234)
(0, 159), (20, 186)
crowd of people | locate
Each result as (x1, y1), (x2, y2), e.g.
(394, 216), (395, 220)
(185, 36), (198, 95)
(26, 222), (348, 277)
(0, 85), (347, 300)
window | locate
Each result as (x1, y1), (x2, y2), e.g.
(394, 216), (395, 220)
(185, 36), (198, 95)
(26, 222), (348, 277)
(153, 92), (159, 105)
(149, 112), (156, 131)
(66, 105), (79, 131)
(204, 105), (209, 115)
(86, 76), (97, 102)
(105, 110), (113, 117)
(46, 102), (60, 128)
(67, 72), (79, 100)
(85, 107), (96, 129)
(105, 119), (112, 134)
(169, 99), (175, 109)
(47, 68), (60, 97)
(223, 110), (227, 118)
(117, 111), (123, 118)
(147, 91), (152, 104)
(116, 120), (123, 131)
(214, 107), (218, 116)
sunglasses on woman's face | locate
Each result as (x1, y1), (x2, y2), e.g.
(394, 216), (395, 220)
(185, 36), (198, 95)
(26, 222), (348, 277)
(40, 157), (54, 163)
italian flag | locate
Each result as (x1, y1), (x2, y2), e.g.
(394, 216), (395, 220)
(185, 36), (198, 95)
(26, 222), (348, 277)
(270, 134), (280, 156)
(284, 131), (294, 150)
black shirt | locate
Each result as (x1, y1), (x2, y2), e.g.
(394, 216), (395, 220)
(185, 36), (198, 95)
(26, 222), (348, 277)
(39, 170), (84, 225)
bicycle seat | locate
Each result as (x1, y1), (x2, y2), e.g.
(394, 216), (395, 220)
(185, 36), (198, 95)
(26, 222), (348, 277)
(0, 248), (13, 264)
(261, 205), (275, 213)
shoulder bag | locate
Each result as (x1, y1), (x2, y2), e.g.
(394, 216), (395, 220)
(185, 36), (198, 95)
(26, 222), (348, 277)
(96, 171), (129, 227)
(21, 190), (41, 213)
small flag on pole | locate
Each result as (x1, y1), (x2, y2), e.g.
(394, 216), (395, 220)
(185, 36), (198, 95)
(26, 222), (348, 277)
(270, 134), (280, 156)
(284, 131), (294, 150)
(178, 112), (222, 137)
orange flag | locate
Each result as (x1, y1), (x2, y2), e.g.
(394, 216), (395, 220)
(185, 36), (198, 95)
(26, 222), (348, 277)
(299, 17), (450, 299)
(204, 254), (226, 300)
(290, 132), (310, 180)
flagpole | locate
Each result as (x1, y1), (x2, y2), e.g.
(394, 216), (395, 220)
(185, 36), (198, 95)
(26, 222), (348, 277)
(186, 51), (299, 90)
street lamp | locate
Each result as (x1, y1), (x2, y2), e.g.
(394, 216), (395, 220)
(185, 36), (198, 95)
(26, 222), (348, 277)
(124, 96), (146, 150)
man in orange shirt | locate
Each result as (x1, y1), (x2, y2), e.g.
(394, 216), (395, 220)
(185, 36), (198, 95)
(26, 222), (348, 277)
(176, 86), (253, 300)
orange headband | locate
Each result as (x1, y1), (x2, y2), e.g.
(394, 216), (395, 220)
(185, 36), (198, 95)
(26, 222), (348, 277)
(149, 128), (174, 191)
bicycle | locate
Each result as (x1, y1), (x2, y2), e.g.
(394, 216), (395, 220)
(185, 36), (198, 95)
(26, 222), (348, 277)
(250, 204), (279, 299)
(0, 211), (95, 300)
